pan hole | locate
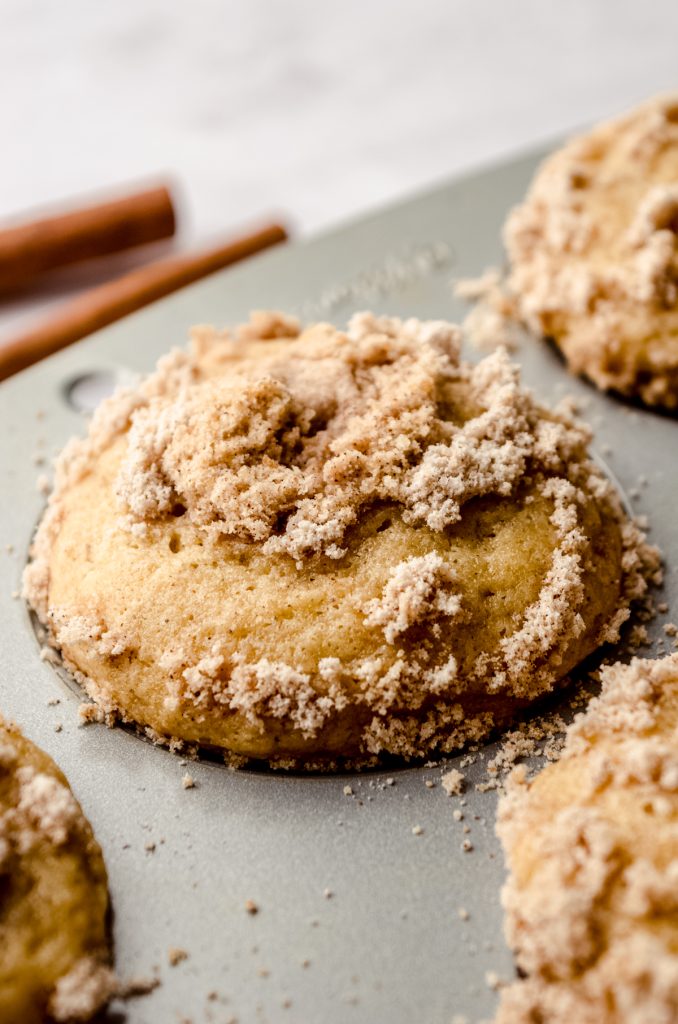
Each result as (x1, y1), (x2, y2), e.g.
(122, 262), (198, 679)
(63, 371), (120, 413)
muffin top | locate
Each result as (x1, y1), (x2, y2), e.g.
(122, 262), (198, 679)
(505, 93), (678, 407)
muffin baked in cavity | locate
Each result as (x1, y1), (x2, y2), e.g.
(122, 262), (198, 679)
(24, 312), (657, 765)
(495, 653), (678, 1023)
(0, 716), (112, 1023)
(505, 93), (678, 408)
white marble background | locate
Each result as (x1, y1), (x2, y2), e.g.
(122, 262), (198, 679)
(1, 0), (677, 343)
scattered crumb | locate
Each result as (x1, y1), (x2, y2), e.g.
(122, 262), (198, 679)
(458, 907), (470, 921)
(412, 824), (424, 836)
(343, 785), (353, 796)
(441, 768), (465, 796)
(116, 974), (161, 998)
(181, 773), (196, 789)
(244, 900), (258, 915)
(628, 623), (650, 648)
(168, 947), (188, 967)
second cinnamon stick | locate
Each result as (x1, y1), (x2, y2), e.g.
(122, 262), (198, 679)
(0, 222), (288, 381)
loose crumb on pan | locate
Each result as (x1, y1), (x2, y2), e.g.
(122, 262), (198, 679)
(441, 768), (465, 796)
(167, 947), (189, 967)
(181, 773), (195, 789)
(244, 900), (259, 915)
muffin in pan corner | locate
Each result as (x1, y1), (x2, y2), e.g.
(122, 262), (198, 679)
(0, 716), (112, 1023)
(24, 312), (658, 765)
(505, 93), (678, 409)
(495, 653), (678, 1024)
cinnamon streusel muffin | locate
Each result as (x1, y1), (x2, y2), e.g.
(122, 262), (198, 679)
(0, 717), (112, 1023)
(505, 94), (678, 408)
(495, 653), (678, 1023)
(24, 312), (658, 764)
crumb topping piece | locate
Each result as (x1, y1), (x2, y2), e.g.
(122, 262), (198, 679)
(440, 768), (465, 796)
(110, 312), (594, 562)
(362, 552), (462, 644)
(48, 958), (117, 1023)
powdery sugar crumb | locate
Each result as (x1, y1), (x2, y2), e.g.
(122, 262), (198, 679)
(362, 552), (462, 644)
(440, 768), (465, 796)
(15, 768), (80, 849)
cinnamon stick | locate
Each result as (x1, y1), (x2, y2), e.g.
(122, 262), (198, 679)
(0, 185), (176, 295)
(0, 222), (288, 381)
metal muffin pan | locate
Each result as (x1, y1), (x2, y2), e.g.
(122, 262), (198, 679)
(1, 149), (677, 1024)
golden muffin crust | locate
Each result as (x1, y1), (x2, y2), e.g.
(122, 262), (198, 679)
(496, 653), (678, 1023)
(24, 312), (658, 764)
(0, 717), (112, 1023)
(505, 93), (678, 408)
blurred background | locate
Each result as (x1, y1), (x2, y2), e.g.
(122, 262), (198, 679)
(1, 0), (677, 349)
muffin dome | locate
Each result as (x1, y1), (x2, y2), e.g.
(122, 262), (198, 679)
(24, 312), (656, 764)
